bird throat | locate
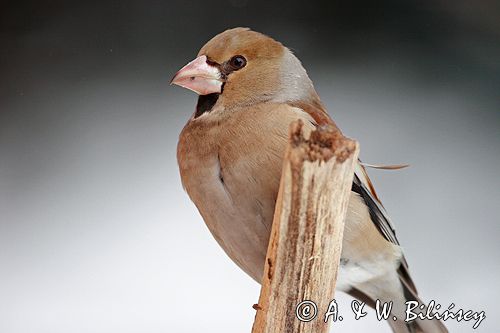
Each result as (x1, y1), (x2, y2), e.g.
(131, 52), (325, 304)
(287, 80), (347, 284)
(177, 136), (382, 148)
(195, 93), (220, 118)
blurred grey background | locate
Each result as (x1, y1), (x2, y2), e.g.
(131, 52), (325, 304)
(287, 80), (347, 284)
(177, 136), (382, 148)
(1, 0), (499, 332)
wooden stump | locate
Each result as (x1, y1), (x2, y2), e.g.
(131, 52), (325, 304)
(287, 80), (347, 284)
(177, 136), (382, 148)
(251, 120), (359, 333)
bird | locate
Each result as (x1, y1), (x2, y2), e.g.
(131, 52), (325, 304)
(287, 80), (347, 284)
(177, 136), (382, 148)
(172, 27), (447, 333)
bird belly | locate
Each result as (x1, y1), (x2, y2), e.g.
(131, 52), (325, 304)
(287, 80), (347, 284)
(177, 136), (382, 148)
(183, 159), (402, 290)
(180, 155), (271, 280)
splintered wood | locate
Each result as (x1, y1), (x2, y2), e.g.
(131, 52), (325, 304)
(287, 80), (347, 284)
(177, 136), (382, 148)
(251, 120), (359, 333)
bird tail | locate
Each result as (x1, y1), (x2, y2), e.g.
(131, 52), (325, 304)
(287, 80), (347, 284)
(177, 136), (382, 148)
(391, 275), (448, 333)
(348, 266), (448, 333)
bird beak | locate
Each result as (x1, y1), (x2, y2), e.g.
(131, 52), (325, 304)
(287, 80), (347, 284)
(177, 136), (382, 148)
(170, 55), (223, 95)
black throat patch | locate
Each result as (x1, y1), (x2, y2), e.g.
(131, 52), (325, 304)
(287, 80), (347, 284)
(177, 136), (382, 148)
(195, 93), (220, 118)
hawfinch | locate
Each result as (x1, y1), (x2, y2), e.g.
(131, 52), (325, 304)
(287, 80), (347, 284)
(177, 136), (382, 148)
(173, 28), (446, 333)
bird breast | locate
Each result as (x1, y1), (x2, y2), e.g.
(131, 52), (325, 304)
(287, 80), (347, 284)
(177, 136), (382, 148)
(177, 103), (316, 280)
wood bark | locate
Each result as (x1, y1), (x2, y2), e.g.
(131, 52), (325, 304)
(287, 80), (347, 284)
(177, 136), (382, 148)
(251, 120), (359, 333)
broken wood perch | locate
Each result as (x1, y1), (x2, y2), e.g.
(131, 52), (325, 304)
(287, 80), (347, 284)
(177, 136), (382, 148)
(251, 120), (359, 333)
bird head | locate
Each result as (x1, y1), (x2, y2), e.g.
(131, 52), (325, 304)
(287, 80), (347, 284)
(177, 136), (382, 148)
(171, 27), (317, 111)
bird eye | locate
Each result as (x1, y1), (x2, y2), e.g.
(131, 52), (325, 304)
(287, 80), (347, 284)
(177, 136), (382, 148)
(229, 55), (247, 70)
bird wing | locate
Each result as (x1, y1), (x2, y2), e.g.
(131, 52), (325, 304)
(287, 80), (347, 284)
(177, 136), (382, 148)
(352, 162), (400, 245)
(290, 99), (402, 245)
(291, 100), (418, 292)
(353, 162), (418, 293)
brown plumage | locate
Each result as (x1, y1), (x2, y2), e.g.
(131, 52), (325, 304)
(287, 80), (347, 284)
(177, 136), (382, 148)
(173, 28), (447, 333)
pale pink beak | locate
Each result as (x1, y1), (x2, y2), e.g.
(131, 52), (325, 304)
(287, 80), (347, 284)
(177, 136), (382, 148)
(170, 55), (223, 95)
